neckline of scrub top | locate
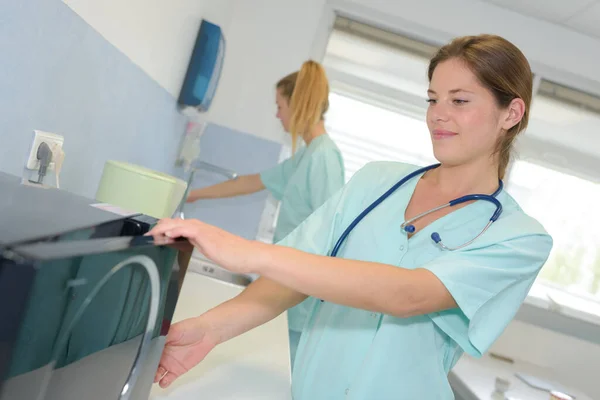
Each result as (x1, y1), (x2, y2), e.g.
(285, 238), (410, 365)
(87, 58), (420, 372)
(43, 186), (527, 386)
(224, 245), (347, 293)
(305, 133), (328, 148)
(293, 134), (330, 165)
(398, 167), (505, 247)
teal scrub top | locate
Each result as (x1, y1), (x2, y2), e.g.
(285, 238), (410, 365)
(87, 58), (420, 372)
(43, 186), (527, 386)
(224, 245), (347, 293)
(260, 134), (345, 243)
(260, 134), (345, 332)
(277, 161), (553, 400)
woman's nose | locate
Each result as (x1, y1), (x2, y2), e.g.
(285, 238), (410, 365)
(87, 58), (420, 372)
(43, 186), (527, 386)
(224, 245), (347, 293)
(429, 102), (450, 123)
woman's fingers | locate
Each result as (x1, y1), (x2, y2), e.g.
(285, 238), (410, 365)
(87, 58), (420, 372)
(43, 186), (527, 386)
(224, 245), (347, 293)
(159, 371), (177, 388)
(154, 364), (181, 388)
(146, 219), (181, 236)
(147, 219), (207, 238)
(154, 366), (168, 383)
(162, 225), (202, 242)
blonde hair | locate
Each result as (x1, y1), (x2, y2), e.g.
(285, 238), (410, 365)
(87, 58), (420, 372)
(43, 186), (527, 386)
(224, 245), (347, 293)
(276, 60), (329, 152)
(428, 34), (533, 179)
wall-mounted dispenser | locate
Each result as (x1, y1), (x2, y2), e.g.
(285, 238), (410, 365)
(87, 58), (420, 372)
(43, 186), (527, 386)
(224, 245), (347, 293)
(177, 19), (225, 111)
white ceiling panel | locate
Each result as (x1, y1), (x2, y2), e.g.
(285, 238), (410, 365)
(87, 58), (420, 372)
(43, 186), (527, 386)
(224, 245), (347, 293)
(484, 0), (596, 22)
(565, 2), (600, 38)
(482, 0), (600, 39)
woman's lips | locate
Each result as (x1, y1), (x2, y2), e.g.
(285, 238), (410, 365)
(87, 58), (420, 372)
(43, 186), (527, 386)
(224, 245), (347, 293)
(432, 129), (458, 140)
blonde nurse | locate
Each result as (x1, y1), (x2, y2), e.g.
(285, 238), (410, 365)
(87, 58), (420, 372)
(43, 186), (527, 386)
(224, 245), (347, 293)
(186, 60), (345, 367)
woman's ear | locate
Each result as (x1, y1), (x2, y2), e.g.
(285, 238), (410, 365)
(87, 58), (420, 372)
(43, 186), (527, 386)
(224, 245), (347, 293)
(502, 98), (526, 131)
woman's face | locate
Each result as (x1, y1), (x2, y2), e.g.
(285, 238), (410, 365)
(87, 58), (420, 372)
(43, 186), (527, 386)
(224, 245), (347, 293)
(276, 89), (292, 133)
(426, 58), (519, 168)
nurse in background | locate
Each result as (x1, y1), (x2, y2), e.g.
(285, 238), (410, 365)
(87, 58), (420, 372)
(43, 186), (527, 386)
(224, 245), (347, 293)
(186, 60), (345, 368)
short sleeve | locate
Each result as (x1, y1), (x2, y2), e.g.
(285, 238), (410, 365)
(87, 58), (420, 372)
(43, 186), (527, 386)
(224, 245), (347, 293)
(259, 154), (299, 200)
(422, 232), (553, 357)
(307, 149), (345, 210)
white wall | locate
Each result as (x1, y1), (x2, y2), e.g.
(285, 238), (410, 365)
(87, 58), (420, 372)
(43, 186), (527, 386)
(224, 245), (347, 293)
(63, 0), (237, 98)
(204, 0), (329, 144)
(63, 0), (600, 145)
(62, 0), (328, 144)
(212, 0), (600, 144)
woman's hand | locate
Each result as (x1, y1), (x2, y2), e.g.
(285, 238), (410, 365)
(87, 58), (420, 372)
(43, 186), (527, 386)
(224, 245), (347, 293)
(146, 218), (266, 274)
(154, 317), (219, 388)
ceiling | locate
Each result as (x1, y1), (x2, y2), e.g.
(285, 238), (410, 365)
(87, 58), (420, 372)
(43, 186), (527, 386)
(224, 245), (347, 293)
(480, 0), (600, 39)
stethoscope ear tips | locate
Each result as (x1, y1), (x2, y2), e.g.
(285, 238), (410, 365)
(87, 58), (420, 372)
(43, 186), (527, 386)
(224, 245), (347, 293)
(431, 232), (442, 243)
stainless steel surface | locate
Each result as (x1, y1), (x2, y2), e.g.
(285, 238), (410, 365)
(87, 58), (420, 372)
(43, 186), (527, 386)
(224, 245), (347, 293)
(172, 161), (239, 220)
(193, 161), (238, 180)
(188, 256), (251, 287)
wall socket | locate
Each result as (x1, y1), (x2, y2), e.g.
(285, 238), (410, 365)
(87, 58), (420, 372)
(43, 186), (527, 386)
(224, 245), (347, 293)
(26, 130), (65, 170)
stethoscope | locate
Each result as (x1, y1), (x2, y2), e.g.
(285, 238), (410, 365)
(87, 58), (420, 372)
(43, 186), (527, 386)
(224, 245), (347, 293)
(329, 164), (503, 257)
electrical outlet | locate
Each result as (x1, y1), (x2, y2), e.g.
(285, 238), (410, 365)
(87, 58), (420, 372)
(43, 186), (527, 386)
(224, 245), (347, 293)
(26, 130), (64, 170)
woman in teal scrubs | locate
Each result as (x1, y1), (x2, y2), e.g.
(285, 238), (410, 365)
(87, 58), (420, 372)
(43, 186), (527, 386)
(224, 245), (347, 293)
(186, 60), (345, 367)
(150, 34), (553, 399)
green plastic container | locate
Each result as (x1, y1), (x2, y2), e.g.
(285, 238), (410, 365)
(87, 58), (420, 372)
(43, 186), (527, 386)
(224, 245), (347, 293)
(95, 160), (187, 219)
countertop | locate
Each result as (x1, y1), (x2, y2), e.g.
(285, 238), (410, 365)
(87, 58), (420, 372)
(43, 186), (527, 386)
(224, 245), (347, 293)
(149, 270), (292, 400)
(449, 353), (593, 400)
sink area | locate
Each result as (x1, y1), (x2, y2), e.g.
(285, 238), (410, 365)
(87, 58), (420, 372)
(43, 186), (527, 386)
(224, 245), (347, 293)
(149, 272), (292, 400)
(188, 252), (252, 286)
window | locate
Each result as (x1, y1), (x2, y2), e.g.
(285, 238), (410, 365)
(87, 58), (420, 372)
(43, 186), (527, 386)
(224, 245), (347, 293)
(321, 17), (600, 321)
(513, 79), (600, 182)
(326, 92), (435, 179)
(506, 80), (600, 317)
(325, 17), (435, 102)
(323, 17), (436, 177)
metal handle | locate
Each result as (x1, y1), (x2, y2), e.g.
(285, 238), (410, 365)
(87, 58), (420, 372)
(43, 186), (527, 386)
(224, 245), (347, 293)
(173, 161), (239, 220)
(193, 161), (238, 180)
(118, 256), (160, 400)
